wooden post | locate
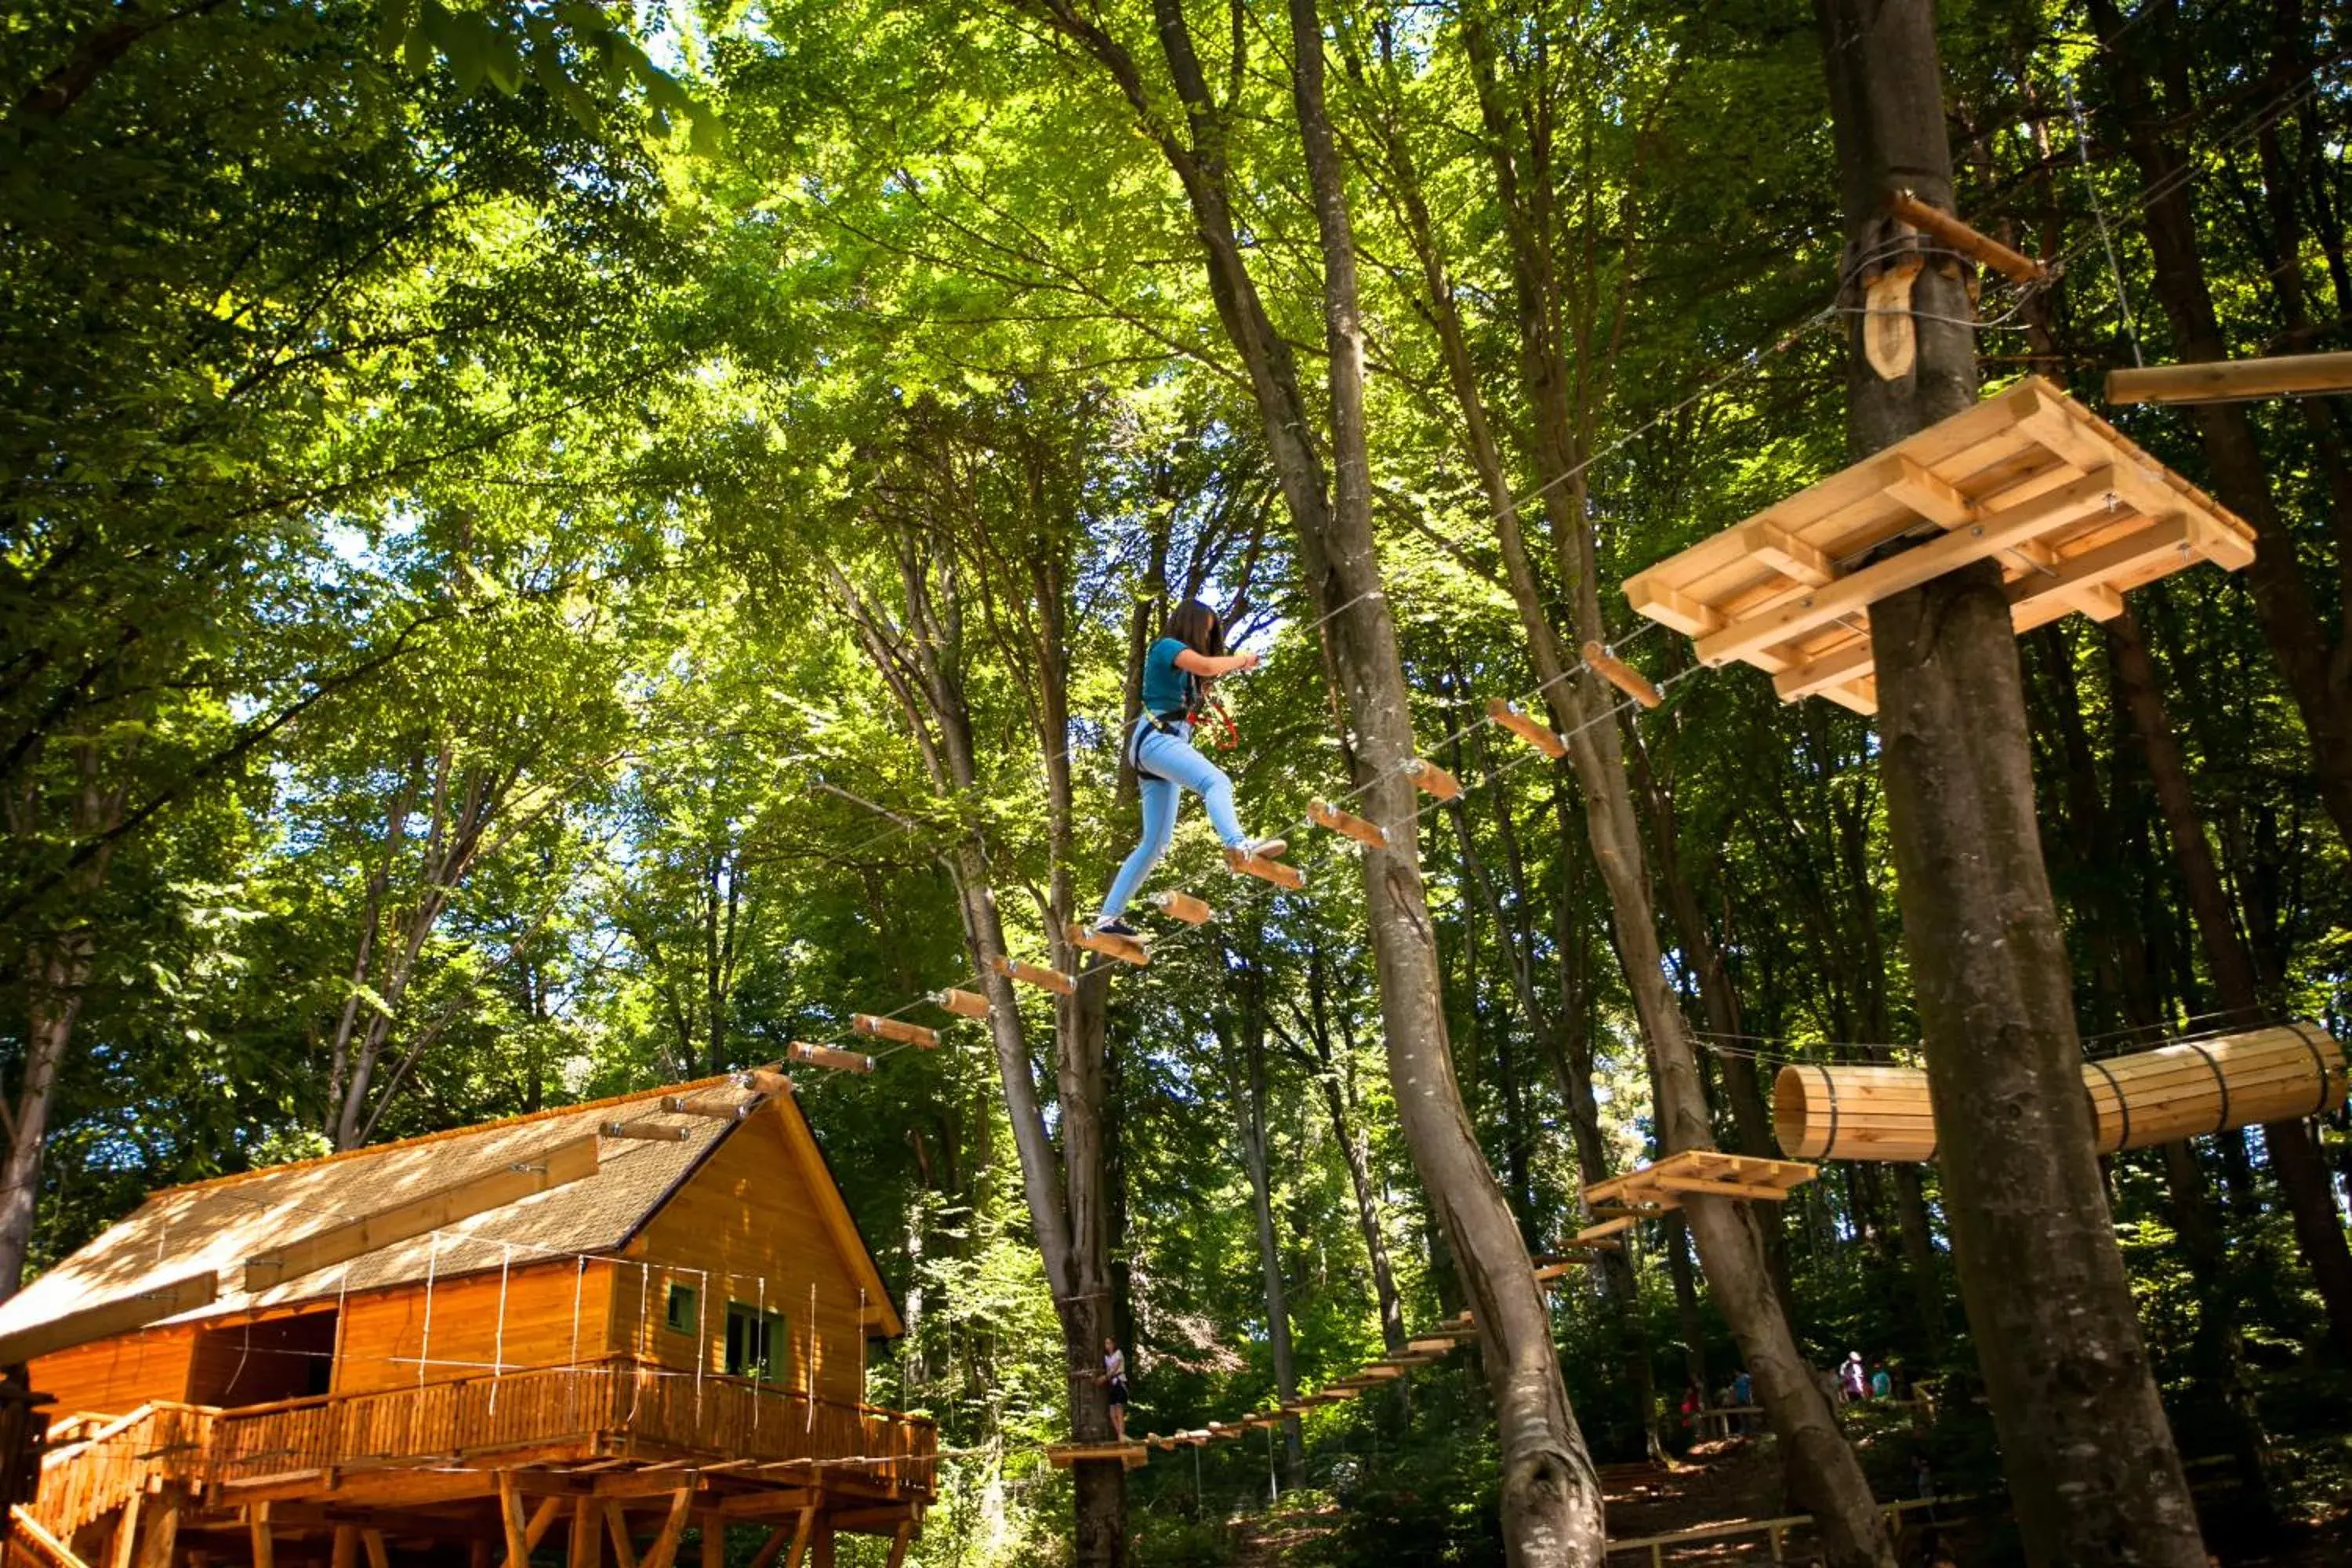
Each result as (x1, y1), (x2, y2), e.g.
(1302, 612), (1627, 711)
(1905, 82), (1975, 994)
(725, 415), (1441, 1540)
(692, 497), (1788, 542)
(928, 988), (991, 1020)
(787, 1043), (874, 1076)
(852, 1014), (940, 1050)
(1308, 800), (1388, 848)
(698, 1514), (725, 1568)
(329, 1526), (358, 1568)
(1149, 888), (1214, 924)
(569, 1496), (604, 1568)
(882, 1522), (913, 1568)
(1578, 642), (1662, 710)
(249, 1503), (277, 1568)
(109, 1491), (143, 1568)
(498, 1475), (530, 1568)
(362, 1530), (392, 1568)
(1401, 758), (1460, 800)
(1485, 699), (1566, 757)
(641, 1488), (693, 1568)
(132, 1490), (181, 1568)
(602, 1502), (639, 1568)
(809, 1515), (835, 1568)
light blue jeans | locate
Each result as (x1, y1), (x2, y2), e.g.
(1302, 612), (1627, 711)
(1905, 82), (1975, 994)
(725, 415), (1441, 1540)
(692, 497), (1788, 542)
(1100, 720), (1246, 919)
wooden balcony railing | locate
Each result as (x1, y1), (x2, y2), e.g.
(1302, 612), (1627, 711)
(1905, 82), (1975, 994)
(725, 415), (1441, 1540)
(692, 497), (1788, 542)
(34, 1355), (935, 1540)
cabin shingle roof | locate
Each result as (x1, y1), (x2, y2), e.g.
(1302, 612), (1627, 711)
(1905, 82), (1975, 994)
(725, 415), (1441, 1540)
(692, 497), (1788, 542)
(0, 1075), (874, 1341)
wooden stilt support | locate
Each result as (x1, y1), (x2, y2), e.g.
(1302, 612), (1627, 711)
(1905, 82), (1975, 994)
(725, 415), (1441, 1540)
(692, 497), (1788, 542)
(642, 1488), (695, 1568)
(1225, 845), (1305, 889)
(990, 955), (1075, 996)
(930, 988), (991, 1020)
(853, 1014), (940, 1050)
(788, 1042), (875, 1076)
(1403, 758), (1461, 800)
(1150, 888), (1214, 924)
(1067, 922), (1149, 967)
(2106, 349), (2352, 406)
(1309, 799), (1389, 848)
(1581, 641), (1663, 709)
(1486, 699), (1566, 758)
(569, 1497), (604, 1568)
(600, 1120), (691, 1142)
(1886, 189), (2048, 285)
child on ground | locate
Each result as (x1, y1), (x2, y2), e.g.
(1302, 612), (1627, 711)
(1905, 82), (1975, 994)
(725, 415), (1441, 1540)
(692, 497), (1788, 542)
(1092, 599), (1285, 936)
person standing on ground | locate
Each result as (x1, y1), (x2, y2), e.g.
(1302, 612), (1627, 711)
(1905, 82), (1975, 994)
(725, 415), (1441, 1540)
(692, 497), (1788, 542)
(1840, 1350), (1866, 1403)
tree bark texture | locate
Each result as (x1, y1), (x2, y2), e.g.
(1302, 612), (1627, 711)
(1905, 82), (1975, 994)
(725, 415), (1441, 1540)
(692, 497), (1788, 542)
(1819, 2), (2206, 1558)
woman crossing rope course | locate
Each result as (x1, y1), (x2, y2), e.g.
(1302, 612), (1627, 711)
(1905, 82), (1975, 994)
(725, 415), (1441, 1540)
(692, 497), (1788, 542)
(1091, 598), (1287, 938)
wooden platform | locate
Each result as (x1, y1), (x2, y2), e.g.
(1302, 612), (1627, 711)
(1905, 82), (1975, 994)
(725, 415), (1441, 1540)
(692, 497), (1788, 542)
(1584, 1150), (1817, 1211)
(1622, 378), (2253, 713)
(1046, 1443), (1148, 1468)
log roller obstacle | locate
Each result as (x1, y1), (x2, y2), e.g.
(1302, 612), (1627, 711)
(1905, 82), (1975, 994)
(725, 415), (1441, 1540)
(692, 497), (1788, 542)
(1774, 1023), (2348, 1163)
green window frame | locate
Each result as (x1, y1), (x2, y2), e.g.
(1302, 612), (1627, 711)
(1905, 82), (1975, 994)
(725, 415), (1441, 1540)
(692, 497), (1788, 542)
(664, 1282), (699, 1334)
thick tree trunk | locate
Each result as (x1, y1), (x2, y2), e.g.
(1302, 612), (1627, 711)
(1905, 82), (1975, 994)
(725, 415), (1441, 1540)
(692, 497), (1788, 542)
(1302, 954), (1408, 1354)
(1228, 956), (1305, 1485)
(1820, 10), (2201, 1558)
(0, 934), (89, 1298)
(2107, 609), (2352, 1353)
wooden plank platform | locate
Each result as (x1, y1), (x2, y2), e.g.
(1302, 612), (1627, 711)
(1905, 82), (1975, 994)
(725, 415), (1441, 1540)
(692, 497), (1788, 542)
(1622, 378), (2254, 713)
(1584, 1150), (1817, 1213)
(1045, 1443), (1148, 1469)
(1570, 1215), (1638, 1247)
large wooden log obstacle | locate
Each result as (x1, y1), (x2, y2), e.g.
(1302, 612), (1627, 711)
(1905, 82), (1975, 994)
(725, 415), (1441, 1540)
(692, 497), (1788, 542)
(1621, 378), (2254, 713)
(2107, 350), (2352, 406)
(1773, 1023), (2347, 1162)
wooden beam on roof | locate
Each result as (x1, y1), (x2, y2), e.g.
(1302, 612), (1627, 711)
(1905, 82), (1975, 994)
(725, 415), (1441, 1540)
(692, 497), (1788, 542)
(2107, 350), (2352, 405)
(0, 1268), (216, 1366)
(243, 1134), (601, 1293)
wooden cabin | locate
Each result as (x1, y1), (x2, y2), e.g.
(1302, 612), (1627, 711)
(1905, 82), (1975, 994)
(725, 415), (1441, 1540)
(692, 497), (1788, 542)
(0, 1072), (935, 1567)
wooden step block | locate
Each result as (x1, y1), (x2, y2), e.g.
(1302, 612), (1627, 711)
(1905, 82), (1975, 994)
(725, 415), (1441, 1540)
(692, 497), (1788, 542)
(601, 1120), (690, 1142)
(1404, 1337), (1462, 1356)
(1488, 699), (1566, 757)
(1068, 923), (1150, 967)
(1581, 642), (1663, 710)
(931, 988), (991, 1021)
(1226, 846), (1305, 890)
(854, 1014), (940, 1050)
(990, 955), (1074, 996)
(1403, 758), (1461, 800)
(1150, 889), (1215, 925)
(1310, 800), (1389, 848)
(789, 1042), (875, 1076)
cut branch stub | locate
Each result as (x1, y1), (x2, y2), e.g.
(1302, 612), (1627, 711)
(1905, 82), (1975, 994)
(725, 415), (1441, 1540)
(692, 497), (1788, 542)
(1309, 799), (1389, 848)
(789, 1041), (875, 1076)
(853, 1014), (940, 1051)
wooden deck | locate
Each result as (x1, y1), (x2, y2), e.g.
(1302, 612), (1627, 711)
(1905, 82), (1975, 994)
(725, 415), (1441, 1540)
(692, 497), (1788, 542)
(1622, 377), (2254, 713)
(1584, 1150), (1817, 1214)
(17, 1356), (935, 1566)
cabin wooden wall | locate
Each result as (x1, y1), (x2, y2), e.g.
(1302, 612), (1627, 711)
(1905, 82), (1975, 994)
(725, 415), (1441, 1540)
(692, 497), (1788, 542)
(29, 1329), (194, 1417)
(619, 1108), (876, 1407)
(334, 1261), (615, 1395)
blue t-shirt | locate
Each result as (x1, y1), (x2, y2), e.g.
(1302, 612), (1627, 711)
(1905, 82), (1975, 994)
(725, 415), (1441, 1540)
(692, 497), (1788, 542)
(1142, 637), (1193, 717)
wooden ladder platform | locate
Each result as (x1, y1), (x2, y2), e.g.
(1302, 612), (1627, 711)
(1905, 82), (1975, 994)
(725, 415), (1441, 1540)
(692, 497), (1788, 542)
(1621, 377), (2253, 714)
(1584, 1149), (1817, 1212)
(1225, 846), (1305, 889)
(1047, 1443), (1149, 1469)
(1067, 923), (1149, 967)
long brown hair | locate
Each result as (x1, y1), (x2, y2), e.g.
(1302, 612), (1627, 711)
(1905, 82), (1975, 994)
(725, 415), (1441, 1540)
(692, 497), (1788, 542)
(1165, 598), (1224, 657)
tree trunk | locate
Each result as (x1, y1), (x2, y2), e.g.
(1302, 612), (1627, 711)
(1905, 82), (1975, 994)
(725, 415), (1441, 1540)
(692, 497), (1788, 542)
(1228, 950), (1304, 1486)
(1818, 5), (2203, 1557)
(1022, 3), (1606, 1556)
(1301, 951), (1408, 1355)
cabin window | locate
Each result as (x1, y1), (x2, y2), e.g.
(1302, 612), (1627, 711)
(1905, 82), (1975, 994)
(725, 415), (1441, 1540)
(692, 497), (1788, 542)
(724, 1301), (785, 1381)
(664, 1282), (699, 1334)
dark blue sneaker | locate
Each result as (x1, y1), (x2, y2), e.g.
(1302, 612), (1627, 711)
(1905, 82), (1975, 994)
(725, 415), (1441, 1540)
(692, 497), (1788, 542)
(1093, 916), (1140, 938)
